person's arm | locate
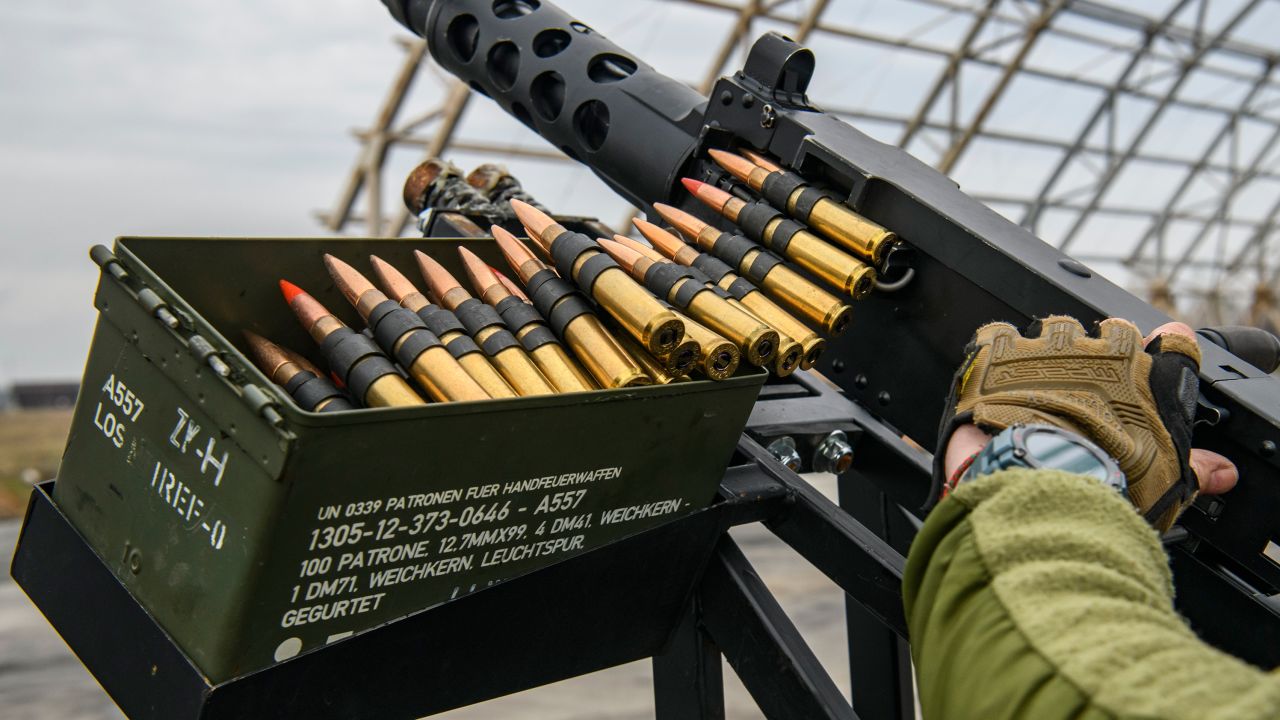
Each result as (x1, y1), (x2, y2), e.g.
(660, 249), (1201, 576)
(904, 467), (1280, 720)
(906, 317), (1280, 719)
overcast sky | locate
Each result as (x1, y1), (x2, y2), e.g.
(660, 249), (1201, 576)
(0, 2), (409, 381)
(2, 0), (1275, 382)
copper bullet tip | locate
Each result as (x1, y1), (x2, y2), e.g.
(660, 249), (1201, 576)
(244, 332), (325, 382)
(509, 199), (559, 245)
(491, 224), (532, 262)
(414, 249), (466, 303)
(279, 344), (325, 377)
(368, 255), (421, 304)
(323, 254), (378, 311)
(682, 177), (733, 213)
(706, 149), (758, 183)
(740, 148), (783, 173)
(632, 218), (689, 258)
(493, 269), (531, 302)
(491, 225), (548, 282)
(612, 234), (666, 263)
(457, 246), (499, 295)
(652, 202), (710, 240)
(243, 330), (289, 378)
(596, 238), (643, 274)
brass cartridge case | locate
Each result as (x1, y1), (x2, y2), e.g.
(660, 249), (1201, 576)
(682, 284), (778, 367)
(730, 299), (801, 377)
(400, 344), (491, 402)
(674, 311), (739, 381)
(370, 256), (518, 399)
(403, 299), (518, 399)
(659, 335), (700, 377)
(683, 179), (875, 300)
(667, 210), (853, 338)
(752, 261), (854, 337)
(612, 326), (689, 385)
(562, 313), (651, 389)
(723, 278), (827, 369)
(325, 254), (492, 405)
(526, 339), (596, 393)
(464, 244), (596, 395)
(761, 217), (876, 299)
(686, 225), (851, 336)
(799, 198), (896, 266)
(458, 351), (519, 398)
(281, 279), (425, 408)
(492, 226), (650, 390)
(509, 200), (684, 357)
(467, 322), (556, 397)
(571, 251), (684, 357)
(363, 373), (427, 408)
(714, 148), (895, 265)
(426, 253), (556, 397)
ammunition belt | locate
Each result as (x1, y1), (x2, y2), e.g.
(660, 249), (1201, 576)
(320, 329), (397, 401)
(711, 232), (783, 283)
(736, 201), (803, 255)
(368, 301), (443, 367)
(526, 269), (595, 337)
(495, 297), (559, 351)
(691, 253), (735, 283)
(549, 231), (618, 294)
(285, 372), (351, 413)
(417, 305), (470, 342)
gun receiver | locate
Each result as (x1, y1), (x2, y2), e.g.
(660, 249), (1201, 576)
(379, 0), (1280, 604)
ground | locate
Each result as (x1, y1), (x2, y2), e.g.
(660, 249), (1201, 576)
(0, 475), (860, 719)
(0, 410), (72, 518)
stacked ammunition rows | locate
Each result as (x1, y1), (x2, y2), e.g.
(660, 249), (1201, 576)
(247, 152), (901, 412)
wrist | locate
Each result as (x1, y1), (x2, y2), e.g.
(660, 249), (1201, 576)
(944, 424), (992, 478)
(947, 423), (1128, 496)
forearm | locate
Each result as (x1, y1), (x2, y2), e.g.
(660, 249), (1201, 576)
(904, 469), (1280, 720)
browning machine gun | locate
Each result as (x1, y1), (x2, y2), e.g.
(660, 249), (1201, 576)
(380, 0), (1280, 698)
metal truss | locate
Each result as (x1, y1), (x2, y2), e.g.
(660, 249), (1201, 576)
(323, 0), (1280, 328)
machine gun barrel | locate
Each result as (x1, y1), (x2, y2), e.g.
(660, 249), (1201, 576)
(378, 0), (1280, 611)
(380, 0), (704, 208)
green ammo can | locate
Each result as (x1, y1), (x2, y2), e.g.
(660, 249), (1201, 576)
(54, 236), (765, 683)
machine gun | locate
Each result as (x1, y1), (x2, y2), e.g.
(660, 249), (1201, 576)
(10, 3), (1279, 720)
(380, 0), (1280, 669)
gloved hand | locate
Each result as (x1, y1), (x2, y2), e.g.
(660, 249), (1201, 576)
(935, 315), (1203, 530)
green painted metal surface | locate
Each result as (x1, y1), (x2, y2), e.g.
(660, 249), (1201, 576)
(54, 237), (764, 682)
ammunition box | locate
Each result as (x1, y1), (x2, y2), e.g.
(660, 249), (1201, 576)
(52, 236), (765, 682)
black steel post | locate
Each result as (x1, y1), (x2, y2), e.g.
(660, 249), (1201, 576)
(653, 597), (726, 720)
(700, 537), (858, 720)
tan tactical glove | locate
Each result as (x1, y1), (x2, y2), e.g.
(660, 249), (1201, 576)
(934, 315), (1202, 531)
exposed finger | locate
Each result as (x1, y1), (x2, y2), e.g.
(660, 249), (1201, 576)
(1189, 448), (1238, 495)
(1143, 321), (1201, 364)
(1143, 321), (1195, 348)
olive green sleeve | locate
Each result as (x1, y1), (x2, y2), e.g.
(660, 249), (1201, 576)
(903, 468), (1280, 720)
